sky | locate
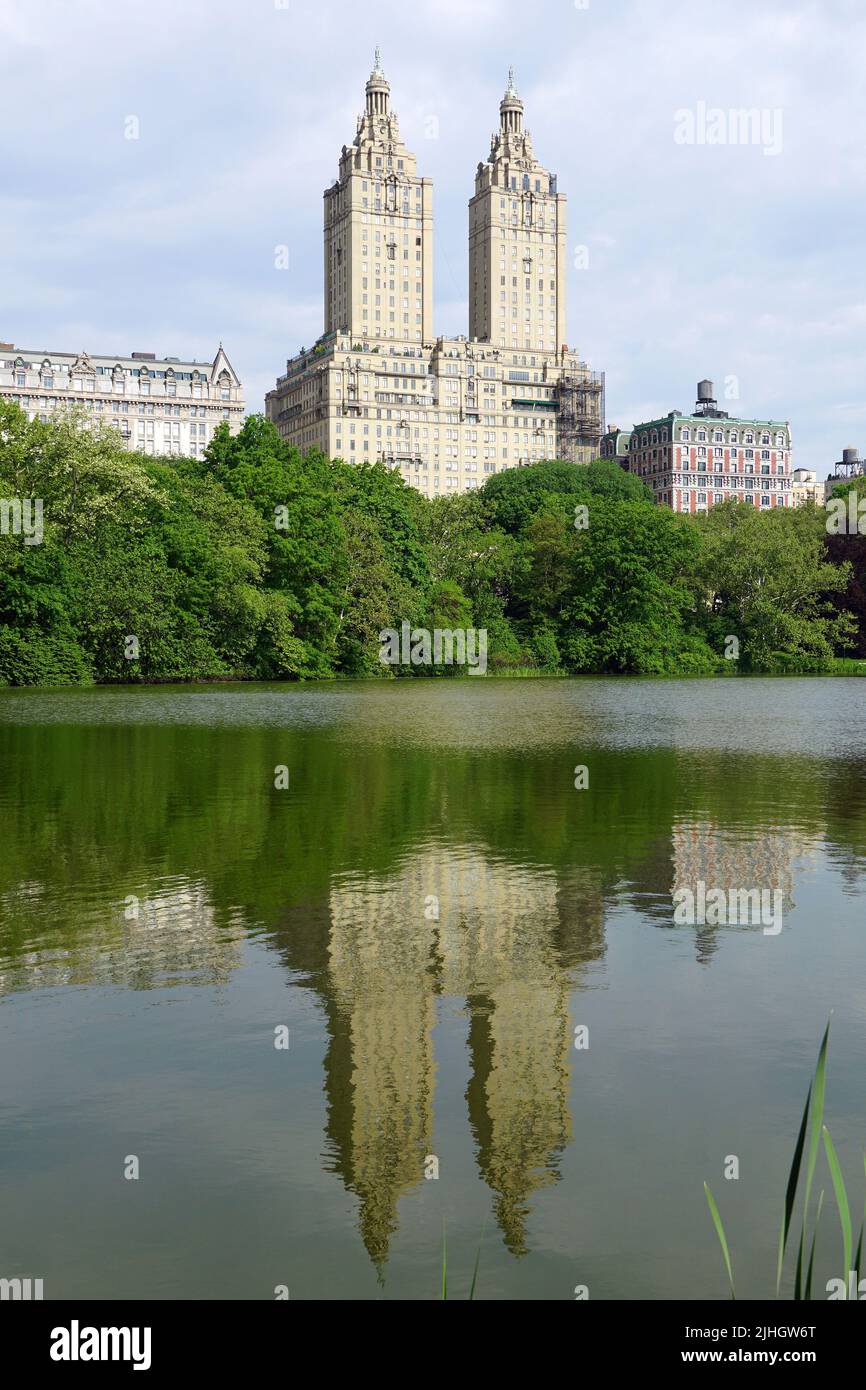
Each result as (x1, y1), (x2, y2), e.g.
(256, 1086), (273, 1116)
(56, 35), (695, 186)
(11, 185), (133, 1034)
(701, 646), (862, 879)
(1, 0), (864, 478)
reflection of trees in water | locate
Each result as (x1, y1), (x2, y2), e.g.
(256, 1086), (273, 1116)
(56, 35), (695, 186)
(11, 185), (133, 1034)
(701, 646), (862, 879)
(3, 717), (861, 1264)
(822, 756), (866, 887)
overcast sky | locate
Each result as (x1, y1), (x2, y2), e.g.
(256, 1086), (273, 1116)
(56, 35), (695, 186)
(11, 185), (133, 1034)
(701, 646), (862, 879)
(1, 0), (863, 477)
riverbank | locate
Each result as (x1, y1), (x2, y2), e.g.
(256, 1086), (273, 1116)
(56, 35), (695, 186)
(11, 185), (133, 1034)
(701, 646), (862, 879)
(4, 656), (866, 688)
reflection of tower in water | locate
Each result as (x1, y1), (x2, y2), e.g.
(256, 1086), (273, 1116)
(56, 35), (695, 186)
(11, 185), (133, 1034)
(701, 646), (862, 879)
(325, 847), (606, 1263)
(326, 872), (437, 1269)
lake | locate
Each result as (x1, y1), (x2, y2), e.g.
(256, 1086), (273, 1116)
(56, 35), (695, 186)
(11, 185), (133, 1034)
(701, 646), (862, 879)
(1, 677), (865, 1300)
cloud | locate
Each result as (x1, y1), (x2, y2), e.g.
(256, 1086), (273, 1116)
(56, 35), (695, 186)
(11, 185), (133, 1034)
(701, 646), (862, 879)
(0, 0), (863, 472)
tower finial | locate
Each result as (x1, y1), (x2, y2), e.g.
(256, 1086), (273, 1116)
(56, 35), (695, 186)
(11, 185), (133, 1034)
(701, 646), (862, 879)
(366, 48), (389, 118)
(500, 66), (523, 134)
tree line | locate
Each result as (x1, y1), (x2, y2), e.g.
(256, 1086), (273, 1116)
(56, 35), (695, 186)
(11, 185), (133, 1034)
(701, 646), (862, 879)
(0, 400), (862, 684)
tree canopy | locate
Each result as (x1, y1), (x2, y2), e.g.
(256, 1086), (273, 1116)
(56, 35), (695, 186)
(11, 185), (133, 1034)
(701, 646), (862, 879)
(0, 402), (860, 684)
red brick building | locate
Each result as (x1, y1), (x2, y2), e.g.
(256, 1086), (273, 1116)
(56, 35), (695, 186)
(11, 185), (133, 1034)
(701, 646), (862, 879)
(601, 380), (792, 513)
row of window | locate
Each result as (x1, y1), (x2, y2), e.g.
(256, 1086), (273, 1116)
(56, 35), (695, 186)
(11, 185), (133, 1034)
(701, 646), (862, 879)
(6, 395), (231, 422)
(638, 426), (786, 447)
(10, 373), (232, 400)
(639, 455), (785, 472)
(670, 475), (786, 489)
(679, 493), (778, 509)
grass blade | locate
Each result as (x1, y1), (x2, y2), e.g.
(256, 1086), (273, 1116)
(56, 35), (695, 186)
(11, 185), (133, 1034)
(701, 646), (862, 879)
(854, 1155), (866, 1285)
(794, 1228), (805, 1302)
(776, 1081), (811, 1296)
(823, 1126), (853, 1294)
(803, 1020), (831, 1224)
(704, 1182), (736, 1299)
(778, 1018), (830, 1296)
(468, 1220), (486, 1302)
(804, 1190), (825, 1302)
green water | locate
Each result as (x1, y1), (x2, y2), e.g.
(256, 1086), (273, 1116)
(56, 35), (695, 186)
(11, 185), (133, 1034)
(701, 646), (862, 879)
(1, 678), (865, 1300)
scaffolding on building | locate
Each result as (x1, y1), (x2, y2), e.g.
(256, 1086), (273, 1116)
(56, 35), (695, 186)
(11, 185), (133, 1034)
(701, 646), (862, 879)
(556, 370), (605, 462)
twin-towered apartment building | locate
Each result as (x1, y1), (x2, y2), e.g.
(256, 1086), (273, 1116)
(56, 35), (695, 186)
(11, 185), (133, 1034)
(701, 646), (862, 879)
(265, 54), (605, 497)
(2, 55), (798, 513)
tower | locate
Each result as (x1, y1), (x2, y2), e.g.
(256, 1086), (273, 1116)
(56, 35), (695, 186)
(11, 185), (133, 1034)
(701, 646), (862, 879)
(468, 68), (568, 352)
(323, 50), (433, 343)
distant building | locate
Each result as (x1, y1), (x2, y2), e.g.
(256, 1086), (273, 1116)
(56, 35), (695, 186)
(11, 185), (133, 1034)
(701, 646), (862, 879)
(0, 342), (244, 458)
(620, 380), (792, 513)
(790, 467), (820, 506)
(266, 55), (604, 498)
(823, 446), (865, 501)
(599, 426), (632, 463)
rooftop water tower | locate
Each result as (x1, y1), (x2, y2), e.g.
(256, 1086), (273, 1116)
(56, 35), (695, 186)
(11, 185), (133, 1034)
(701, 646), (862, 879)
(834, 446), (864, 477)
(694, 378), (728, 419)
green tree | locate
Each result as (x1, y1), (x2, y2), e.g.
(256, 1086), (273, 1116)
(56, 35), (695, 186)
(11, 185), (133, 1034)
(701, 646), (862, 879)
(203, 417), (346, 675)
(557, 500), (716, 674)
(482, 457), (652, 535)
(694, 501), (854, 670)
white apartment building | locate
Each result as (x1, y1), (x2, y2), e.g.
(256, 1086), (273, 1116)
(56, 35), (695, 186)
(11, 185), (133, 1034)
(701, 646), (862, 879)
(267, 55), (604, 498)
(0, 342), (244, 458)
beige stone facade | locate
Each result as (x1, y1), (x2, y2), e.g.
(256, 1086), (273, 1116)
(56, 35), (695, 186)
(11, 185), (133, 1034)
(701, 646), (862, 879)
(267, 57), (604, 498)
(469, 68), (568, 353)
(324, 50), (433, 345)
(0, 342), (243, 458)
(789, 467), (820, 506)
